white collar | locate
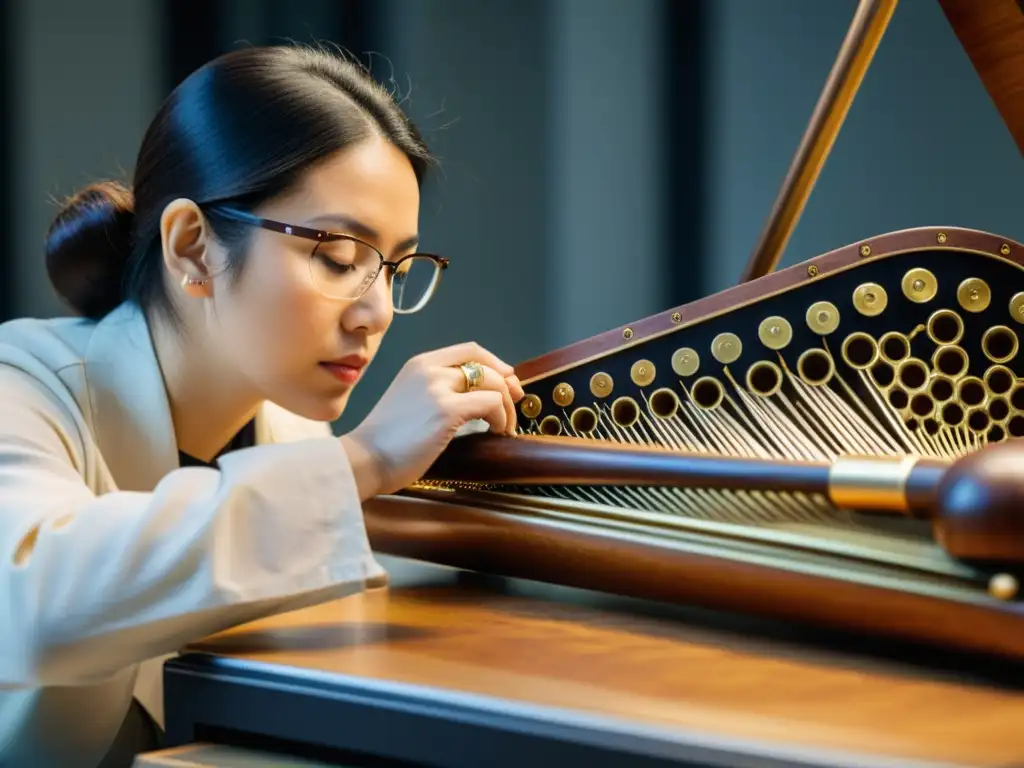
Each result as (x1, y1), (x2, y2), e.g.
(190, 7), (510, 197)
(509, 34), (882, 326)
(82, 303), (311, 490)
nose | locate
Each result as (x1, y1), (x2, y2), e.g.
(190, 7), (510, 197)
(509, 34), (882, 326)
(340, 268), (393, 334)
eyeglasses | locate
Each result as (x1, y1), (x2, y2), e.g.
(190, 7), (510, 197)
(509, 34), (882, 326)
(204, 206), (450, 314)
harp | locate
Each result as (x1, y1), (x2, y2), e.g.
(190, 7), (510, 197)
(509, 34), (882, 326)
(364, 0), (1024, 660)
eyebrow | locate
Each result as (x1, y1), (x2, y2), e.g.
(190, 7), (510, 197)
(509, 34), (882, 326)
(307, 214), (420, 253)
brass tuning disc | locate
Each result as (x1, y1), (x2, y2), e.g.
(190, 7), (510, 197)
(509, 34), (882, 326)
(932, 344), (969, 380)
(630, 359), (656, 387)
(711, 333), (742, 364)
(520, 394), (542, 419)
(569, 407), (598, 434)
(878, 331), (910, 364)
(690, 377), (725, 410)
(928, 374), (955, 403)
(927, 309), (964, 346)
(841, 332), (878, 370)
(985, 365), (1015, 396)
(552, 382), (574, 408)
(671, 347), (700, 377)
(796, 349), (835, 386)
(758, 316), (792, 350)
(806, 301), (840, 335)
(648, 388), (680, 419)
(901, 268), (937, 303)
(957, 277), (991, 313)
(610, 397), (640, 428)
(982, 326), (1019, 364)
(852, 282), (888, 316)
(895, 357), (929, 393)
(746, 361), (783, 397)
(589, 372), (613, 398)
(1009, 292), (1024, 325)
(538, 415), (563, 435)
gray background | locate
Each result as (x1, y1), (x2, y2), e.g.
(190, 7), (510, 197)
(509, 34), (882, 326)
(5, 0), (1022, 432)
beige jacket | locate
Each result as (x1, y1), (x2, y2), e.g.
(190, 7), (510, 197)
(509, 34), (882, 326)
(0, 302), (386, 767)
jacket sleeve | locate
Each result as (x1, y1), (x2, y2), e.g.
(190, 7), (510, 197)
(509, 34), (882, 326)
(0, 365), (385, 688)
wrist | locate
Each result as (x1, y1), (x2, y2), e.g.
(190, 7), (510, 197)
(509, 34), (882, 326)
(339, 433), (384, 501)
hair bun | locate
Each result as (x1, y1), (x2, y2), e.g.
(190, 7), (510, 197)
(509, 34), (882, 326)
(45, 180), (136, 320)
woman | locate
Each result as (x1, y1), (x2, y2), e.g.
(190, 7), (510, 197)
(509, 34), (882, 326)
(0, 44), (523, 767)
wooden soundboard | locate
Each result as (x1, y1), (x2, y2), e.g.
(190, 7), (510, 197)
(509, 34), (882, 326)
(163, 560), (1024, 767)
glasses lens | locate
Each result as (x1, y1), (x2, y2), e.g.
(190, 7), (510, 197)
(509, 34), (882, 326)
(392, 256), (441, 313)
(309, 238), (382, 299)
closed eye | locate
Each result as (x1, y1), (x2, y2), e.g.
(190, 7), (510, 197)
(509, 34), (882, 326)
(314, 251), (357, 274)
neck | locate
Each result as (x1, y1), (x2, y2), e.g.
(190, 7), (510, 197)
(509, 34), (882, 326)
(149, 315), (261, 463)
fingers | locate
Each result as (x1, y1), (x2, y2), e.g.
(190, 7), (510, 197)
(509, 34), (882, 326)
(443, 363), (517, 435)
(419, 341), (515, 377)
(421, 340), (524, 402)
(414, 342), (523, 436)
(505, 373), (524, 401)
(454, 390), (508, 435)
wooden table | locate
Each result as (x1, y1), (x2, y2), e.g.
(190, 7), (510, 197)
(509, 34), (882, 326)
(163, 558), (1024, 767)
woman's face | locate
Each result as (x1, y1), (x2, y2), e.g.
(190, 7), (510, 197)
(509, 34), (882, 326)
(200, 136), (422, 422)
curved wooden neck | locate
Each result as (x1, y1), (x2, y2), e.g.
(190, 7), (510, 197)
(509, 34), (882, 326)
(739, 0), (898, 283)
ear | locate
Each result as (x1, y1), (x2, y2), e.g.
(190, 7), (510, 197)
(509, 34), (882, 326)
(160, 198), (215, 297)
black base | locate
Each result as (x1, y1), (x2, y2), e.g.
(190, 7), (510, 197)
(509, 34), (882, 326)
(163, 653), (867, 768)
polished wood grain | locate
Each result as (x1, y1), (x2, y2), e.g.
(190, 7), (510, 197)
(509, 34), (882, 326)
(365, 493), (1024, 661)
(939, 0), (1024, 156)
(424, 431), (833, 492)
(134, 743), (335, 767)
(186, 576), (1024, 767)
(422, 433), (1024, 564)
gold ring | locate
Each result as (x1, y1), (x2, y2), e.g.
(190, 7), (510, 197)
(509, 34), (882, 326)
(460, 361), (485, 392)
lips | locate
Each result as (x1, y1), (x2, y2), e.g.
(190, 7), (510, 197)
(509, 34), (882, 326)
(324, 355), (368, 369)
(320, 355), (368, 385)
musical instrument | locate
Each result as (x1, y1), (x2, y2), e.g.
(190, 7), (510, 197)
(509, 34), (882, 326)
(364, 0), (1024, 661)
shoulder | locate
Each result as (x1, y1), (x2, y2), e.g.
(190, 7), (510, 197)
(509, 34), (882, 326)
(0, 313), (96, 413)
(0, 314), (95, 369)
(0, 314), (95, 404)
(0, 315), (98, 475)
(0, 302), (159, 423)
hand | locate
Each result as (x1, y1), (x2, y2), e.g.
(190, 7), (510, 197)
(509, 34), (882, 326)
(339, 342), (525, 499)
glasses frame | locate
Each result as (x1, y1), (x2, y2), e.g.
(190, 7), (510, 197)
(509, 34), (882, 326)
(204, 205), (450, 313)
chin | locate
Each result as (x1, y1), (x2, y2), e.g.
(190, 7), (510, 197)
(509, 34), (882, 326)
(302, 396), (349, 423)
(269, 389), (351, 424)
(320, 397), (349, 422)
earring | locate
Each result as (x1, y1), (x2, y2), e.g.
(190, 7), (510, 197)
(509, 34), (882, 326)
(181, 275), (209, 288)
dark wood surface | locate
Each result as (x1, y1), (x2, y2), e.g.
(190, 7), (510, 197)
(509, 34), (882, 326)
(181, 560), (1024, 768)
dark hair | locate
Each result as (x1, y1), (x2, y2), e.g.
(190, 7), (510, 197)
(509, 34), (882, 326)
(45, 45), (435, 322)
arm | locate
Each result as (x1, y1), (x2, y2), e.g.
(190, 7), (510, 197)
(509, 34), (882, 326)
(0, 366), (382, 689)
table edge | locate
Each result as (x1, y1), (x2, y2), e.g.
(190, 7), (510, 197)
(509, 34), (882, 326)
(163, 653), (963, 768)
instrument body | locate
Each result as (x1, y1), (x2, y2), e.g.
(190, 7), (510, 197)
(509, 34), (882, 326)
(364, 490), (1024, 662)
(365, 0), (1024, 661)
(365, 227), (1024, 659)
